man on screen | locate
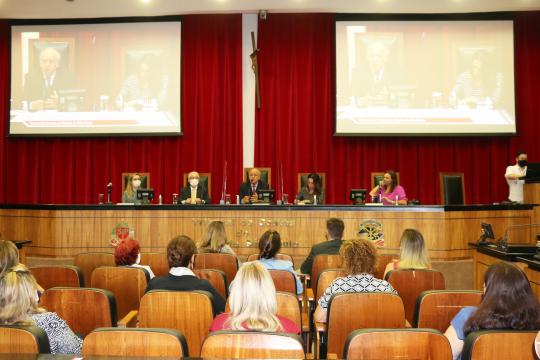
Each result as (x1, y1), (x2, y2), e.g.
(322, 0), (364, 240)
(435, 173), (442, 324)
(505, 150), (528, 203)
(23, 47), (76, 111)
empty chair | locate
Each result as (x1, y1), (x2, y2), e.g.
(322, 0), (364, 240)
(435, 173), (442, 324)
(311, 254), (342, 291)
(461, 330), (538, 360)
(30, 265), (83, 289)
(414, 290), (483, 331)
(138, 290), (214, 357)
(269, 269), (298, 295)
(140, 252), (169, 277)
(440, 172), (465, 205)
(83, 328), (188, 357)
(193, 268), (228, 298)
(74, 252), (115, 287)
(39, 287), (117, 337)
(201, 330), (304, 359)
(194, 252), (238, 284)
(247, 253), (294, 267)
(0, 325), (50, 354)
(385, 269), (445, 324)
(344, 328), (452, 360)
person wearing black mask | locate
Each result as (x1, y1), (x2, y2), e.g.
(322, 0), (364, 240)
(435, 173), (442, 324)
(505, 150), (528, 203)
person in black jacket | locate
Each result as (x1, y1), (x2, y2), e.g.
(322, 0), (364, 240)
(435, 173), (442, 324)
(239, 168), (268, 204)
(145, 235), (225, 316)
(300, 218), (345, 275)
(179, 171), (211, 204)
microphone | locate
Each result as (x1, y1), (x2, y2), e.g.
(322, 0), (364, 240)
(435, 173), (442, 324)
(106, 182), (112, 204)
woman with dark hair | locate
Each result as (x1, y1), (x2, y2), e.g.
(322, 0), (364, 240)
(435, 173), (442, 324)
(369, 170), (407, 205)
(444, 262), (540, 359)
(256, 230), (303, 295)
(296, 173), (324, 205)
(114, 239), (154, 279)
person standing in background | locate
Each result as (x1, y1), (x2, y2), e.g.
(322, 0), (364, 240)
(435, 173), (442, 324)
(505, 150), (528, 203)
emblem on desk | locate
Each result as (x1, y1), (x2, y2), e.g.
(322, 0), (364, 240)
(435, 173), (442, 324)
(111, 221), (134, 246)
(359, 220), (384, 242)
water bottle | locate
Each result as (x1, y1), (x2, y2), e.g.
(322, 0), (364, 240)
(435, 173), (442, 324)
(395, 195), (399, 206)
(313, 195), (318, 205)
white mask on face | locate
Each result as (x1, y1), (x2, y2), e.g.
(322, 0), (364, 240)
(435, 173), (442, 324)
(189, 179), (199, 187)
(132, 179), (141, 188)
(135, 253), (141, 265)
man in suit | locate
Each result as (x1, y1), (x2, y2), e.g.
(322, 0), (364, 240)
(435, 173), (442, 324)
(179, 171), (210, 204)
(300, 218), (345, 275)
(239, 167), (268, 204)
(23, 47), (77, 111)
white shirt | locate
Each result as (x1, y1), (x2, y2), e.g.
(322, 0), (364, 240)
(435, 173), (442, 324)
(505, 164), (527, 202)
(169, 266), (195, 277)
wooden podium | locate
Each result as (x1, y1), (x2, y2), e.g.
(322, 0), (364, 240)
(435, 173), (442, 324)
(524, 182), (540, 239)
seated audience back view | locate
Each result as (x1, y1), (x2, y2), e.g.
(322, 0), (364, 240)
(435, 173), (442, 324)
(384, 228), (431, 278)
(198, 221), (241, 267)
(300, 218), (345, 275)
(0, 239), (20, 277)
(114, 238), (155, 279)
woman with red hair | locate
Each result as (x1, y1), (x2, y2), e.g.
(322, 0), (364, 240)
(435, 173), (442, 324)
(114, 239), (154, 279)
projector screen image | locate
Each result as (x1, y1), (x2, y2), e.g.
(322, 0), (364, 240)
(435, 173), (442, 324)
(335, 19), (515, 135)
(9, 21), (181, 136)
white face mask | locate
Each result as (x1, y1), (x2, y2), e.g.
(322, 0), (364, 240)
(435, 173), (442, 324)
(135, 253), (141, 265)
(132, 179), (141, 188)
(189, 179), (199, 187)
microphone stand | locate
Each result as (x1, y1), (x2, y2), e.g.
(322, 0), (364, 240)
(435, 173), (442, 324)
(221, 160), (227, 204)
(106, 183), (112, 204)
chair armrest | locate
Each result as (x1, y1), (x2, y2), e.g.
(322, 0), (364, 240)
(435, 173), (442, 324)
(117, 310), (138, 327)
(327, 353), (338, 359)
(315, 321), (326, 333)
(306, 288), (314, 302)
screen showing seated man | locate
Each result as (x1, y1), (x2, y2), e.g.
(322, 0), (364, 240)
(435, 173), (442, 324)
(9, 21), (181, 136)
(335, 19), (515, 135)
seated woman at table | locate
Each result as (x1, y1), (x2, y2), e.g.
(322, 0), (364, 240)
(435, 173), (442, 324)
(114, 238), (155, 279)
(210, 261), (300, 334)
(256, 230), (303, 295)
(383, 228), (431, 278)
(444, 262), (540, 359)
(296, 173), (324, 205)
(122, 173), (142, 204)
(369, 170), (407, 205)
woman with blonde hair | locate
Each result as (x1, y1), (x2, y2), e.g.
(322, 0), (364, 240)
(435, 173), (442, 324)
(210, 261), (300, 334)
(0, 264), (82, 354)
(122, 173), (142, 204)
(199, 221), (241, 266)
(384, 229), (431, 278)
(0, 239), (19, 277)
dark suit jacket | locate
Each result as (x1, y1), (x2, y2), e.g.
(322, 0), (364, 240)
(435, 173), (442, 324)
(23, 69), (77, 102)
(179, 185), (211, 204)
(300, 239), (343, 275)
(238, 180), (268, 203)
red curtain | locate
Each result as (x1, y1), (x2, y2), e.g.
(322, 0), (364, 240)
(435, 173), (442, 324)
(0, 15), (243, 204)
(255, 13), (540, 204)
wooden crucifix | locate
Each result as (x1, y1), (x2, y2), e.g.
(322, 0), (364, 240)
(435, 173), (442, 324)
(250, 31), (261, 109)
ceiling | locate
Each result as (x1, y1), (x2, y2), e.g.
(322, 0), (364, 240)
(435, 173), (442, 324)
(1, 0), (540, 19)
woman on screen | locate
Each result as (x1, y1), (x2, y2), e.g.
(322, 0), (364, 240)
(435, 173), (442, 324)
(369, 170), (407, 205)
(122, 173), (142, 204)
(296, 173), (324, 205)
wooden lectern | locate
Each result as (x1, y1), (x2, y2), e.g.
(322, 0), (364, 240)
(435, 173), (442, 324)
(524, 182), (540, 241)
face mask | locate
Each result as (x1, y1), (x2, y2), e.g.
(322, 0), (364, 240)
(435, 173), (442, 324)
(132, 180), (141, 188)
(518, 160), (528, 167)
(135, 253), (141, 265)
(189, 179), (199, 187)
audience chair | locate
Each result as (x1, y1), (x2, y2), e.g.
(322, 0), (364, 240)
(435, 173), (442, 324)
(83, 328), (188, 357)
(91, 266), (149, 324)
(138, 290), (214, 357)
(140, 252), (169, 277)
(0, 325), (50, 354)
(385, 269), (445, 324)
(311, 254), (343, 291)
(269, 269), (298, 295)
(193, 268), (228, 298)
(40, 287), (117, 337)
(321, 292), (406, 359)
(461, 330), (538, 360)
(30, 265), (83, 289)
(343, 328), (452, 360)
(194, 252), (238, 284)
(244, 167), (272, 187)
(413, 290), (483, 331)
(440, 172), (466, 205)
(201, 330), (305, 359)
(74, 252), (115, 287)
(183, 172), (212, 199)
(247, 253), (295, 267)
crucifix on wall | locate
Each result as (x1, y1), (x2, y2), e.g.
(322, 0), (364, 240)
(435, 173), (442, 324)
(250, 31), (261, 109)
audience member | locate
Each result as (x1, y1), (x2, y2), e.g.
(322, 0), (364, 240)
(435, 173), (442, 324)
(145, 235), (226, 316)
(199, 221), (240, 266)
(296, 173), (324, 205)
(239, 168), (268, 204)
(0, 264), (82, 354)
(210, 261), (300, 334)
(383, 229), (431, 278)
(122, 173), (142, 204)
(180, 171), (211, 204)
(300, 218), (345, 275)
(0, 239), (19, 277)
(314, 238), (397, 323)
(444, 262), (540, 359)
(369, 170), (407, 205)
(114, 238), (155, 279)
(256, 230), (303, 295)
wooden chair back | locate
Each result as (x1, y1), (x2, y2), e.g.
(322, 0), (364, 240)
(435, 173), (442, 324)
(138, 290), (214, 357)
(201, 330), (304, 359)
(315, 269), (346, 301)
(247, 253), (294, 267)
(269, 269), (297, 295)
(0, 325), (50, 354)
(30, 265), (83, 289)
(326, 292), (406, 358)
(90, 266), (149, 319)
(440, 172), (466, 205)
(40, 287), (116, 337)
(374, 254), (396, 280)
(414, 290), (483, 331)
(461, 330), (538, 360)
(194, 268), (228, 298)
(140, 252), (169, 276)
(194, 252), (238, 284)
(83, 328), (188, 357)
(311, 254), (343, 291)
(276, 292), (302, 330)
(385, 269), (446, 324)
(74, 252), (115, 287)
(344, 328), (452, 360)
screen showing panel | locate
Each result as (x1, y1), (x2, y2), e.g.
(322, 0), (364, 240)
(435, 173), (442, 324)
(335, 19), (515, 136)
(10, 20), (181, 136)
